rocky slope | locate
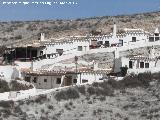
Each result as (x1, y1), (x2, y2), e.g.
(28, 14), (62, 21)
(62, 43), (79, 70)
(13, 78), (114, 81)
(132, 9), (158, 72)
(0, 11), (159, 46)
(1, 73), (160, 120)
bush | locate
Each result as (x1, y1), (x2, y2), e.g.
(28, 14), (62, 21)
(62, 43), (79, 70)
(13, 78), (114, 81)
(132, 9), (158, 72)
(0, 109), (11, 118)
(77, 85), (86, 95)
(55, 88), (79, 101)
(87, 87), (95, 95)
(10, 80), (33, 91)
(0, 79), (10, 93)
(48, 105), (54, 110)
(35, 94), (47, 104)
(119, 72), (152, 88)
(87, 82), (114, 96)
(0, 100), (14, 108)
(138, 72), (152, 86)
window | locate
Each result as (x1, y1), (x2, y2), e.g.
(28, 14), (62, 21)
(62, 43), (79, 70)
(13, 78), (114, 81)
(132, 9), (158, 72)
(44, 79), (47, 82)
(132, 37), (136, 42)
(97, 41), (103, 45)
(155, 33), (159, 36)
(155, 37), (160, 41)
(33, 77), (37, 83)
(129, 61), (133, 69)
(73, 79), (77, 83)
(140, 62), (144, 68)
(82, 79), (88, 83)
(78, 46), (83, 51)
(56, 49), (63, 56)
(149, 37), (154, 42)
(40, 51), (43, 55)
(145, 63), (149, 68)
(104, 41), (109, 47)
(56, 78), (61, 84)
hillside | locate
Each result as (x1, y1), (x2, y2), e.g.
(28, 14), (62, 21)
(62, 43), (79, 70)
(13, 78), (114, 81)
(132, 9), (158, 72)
(1, 72), (160, 120)
(0, 11), (160, 46)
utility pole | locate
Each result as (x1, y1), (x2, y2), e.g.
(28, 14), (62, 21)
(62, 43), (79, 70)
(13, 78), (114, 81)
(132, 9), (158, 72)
(74, 56), (78, 85)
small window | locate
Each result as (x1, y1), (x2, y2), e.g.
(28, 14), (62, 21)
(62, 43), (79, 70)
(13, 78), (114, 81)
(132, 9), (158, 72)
(129, 61), (133, 69)
(73, 79), (77, 83)
(40, 51), (43, 55)
(56, 78), (61, 84)
(132, 37), (136, 42)
(145, 63), (149, 68)
(44, 79), (47, 82)
(33, 77), (37, 83)
(82, 79), (88, 83)
(78, 46), (83, 51)
(155, 37), (159, 41)
(140, 62), (144, 68)
(149, 37), (154, 42)
(97, 41), (103, 45)
(155, 33), (159, 36)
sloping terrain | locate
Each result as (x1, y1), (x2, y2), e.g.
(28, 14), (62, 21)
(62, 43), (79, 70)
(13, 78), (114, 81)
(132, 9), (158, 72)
(1, 73), (160, 120)
(0, 11), (159, 46)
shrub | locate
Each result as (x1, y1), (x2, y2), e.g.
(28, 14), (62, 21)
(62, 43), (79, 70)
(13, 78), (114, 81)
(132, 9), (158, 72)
(0, 109), (11, 118)
(138, 72), (152, 86)
(77, 85), (86, 95)
(55, 88), (79, 101)
(120, 66), (128, 77)
(107, 79), (120, 89)
(48, 105), (54, 110)
(35, 94), (47, 104)
(119, 72), (152, 88)
(14, 106), (23, 114)
(87, 83), (114, 96)
(10, 80), (33, 91)
(0, 79), (10, 93)
(0, 100), (14, 108)
(119, 75), (141, 88)
(87, 87), (95, 95)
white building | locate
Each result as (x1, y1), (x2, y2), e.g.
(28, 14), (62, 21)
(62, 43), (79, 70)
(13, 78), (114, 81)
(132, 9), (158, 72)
(119, 47), (160, 74)
(95, 23), (157, 47)
(24, 69), (109, 89)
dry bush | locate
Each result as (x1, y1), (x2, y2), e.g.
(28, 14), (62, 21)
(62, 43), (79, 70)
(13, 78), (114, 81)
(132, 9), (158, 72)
(10, 80), (33, 91)
(0, 79), (10, 93)
(35, 94), (47, 104)
(0, 100), (14, 108)
(77, 85), (86, 95)
(55, 88), (79, 101)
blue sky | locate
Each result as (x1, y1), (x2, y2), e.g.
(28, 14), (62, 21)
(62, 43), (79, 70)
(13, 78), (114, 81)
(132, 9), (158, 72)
(0, 0), (159, 21)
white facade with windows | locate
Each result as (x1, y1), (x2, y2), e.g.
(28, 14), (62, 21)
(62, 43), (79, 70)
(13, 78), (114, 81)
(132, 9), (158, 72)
(24, 70), (106, 89)
(96, 23), (151, 47)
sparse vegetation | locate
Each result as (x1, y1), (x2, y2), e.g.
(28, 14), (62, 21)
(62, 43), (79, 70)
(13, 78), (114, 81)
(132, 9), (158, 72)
(0, 79), (10, 93)
(55, 88), (80, 101)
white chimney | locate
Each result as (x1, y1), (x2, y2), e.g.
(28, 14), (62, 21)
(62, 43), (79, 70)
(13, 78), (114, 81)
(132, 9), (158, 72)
(40, 33), (45, 41)
(113, 21), (117, 38)
(114, 48), (119, 59)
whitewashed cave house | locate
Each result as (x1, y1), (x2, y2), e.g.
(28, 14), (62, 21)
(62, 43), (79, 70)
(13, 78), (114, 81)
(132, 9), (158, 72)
(119, 46), (160, 74)
(95, 23), (160, 47)
(24, 69), (108, 89)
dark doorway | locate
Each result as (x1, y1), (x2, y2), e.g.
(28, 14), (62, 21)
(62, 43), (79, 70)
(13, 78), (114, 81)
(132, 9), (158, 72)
(129, 61), (133, 68)
(140, 62), (144, 68)
(104, 41), (110, 47)
(56, 49), (63, 56)
(119, 39), (123, 46)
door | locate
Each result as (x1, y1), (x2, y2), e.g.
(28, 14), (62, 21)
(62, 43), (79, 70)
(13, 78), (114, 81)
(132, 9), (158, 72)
(119, 39), (123, 46)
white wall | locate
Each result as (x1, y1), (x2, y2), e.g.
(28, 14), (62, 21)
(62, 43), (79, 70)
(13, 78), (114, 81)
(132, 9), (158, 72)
(77, 73), (104, 84)
(0, 66), (19, 81)
(30, 75), (62, 89)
